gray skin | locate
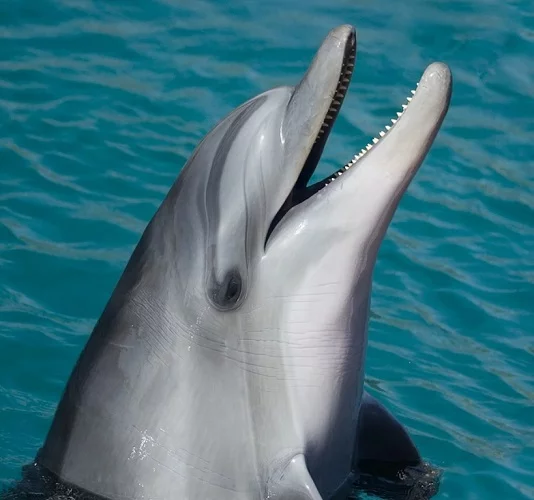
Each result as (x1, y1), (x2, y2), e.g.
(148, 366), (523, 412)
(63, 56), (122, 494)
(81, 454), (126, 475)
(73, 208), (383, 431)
(36, 25), (452, 500)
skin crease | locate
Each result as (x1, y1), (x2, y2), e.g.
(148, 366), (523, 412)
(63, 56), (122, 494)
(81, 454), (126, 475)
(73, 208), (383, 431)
(34, 24), (452, 500)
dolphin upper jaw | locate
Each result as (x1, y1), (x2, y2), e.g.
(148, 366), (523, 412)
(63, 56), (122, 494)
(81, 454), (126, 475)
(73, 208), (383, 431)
(281, 25), (356, 175)
(266, 25), (356, 238)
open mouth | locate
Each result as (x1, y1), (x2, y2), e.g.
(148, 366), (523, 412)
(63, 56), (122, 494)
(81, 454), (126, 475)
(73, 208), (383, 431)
(267, 32), (418, 241)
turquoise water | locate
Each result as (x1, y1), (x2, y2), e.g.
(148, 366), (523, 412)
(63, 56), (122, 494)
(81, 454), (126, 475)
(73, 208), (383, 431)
(0, 0), (533, 498)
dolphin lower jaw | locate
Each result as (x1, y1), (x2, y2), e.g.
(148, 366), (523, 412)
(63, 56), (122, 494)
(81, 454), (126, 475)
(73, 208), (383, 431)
(322, 86), (418, 184)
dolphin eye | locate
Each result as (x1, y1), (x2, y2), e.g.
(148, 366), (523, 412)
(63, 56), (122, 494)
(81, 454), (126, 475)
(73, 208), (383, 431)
(225, 275), (241, 302)
(209, 270), (243, 310)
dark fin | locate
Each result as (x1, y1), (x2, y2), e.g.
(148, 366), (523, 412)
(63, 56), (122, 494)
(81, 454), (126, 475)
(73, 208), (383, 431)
(267, 454), (322, 500)
(355, 391), (421, 469)
(351, 392), (442, 500)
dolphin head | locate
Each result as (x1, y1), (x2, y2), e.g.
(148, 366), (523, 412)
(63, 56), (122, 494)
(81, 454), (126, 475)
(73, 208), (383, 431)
(37, 24), (452, 500)
(151, 23), (451, 351)
(141, 22), (451, 490)
(150, 26), (359, 314)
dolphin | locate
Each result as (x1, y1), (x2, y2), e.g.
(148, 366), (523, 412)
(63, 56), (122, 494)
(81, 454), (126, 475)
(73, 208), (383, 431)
(32, 24), (451, 500)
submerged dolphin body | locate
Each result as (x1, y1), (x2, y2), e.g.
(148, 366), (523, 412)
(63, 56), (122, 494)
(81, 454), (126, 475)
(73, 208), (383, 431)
(34, 24), (451, 500)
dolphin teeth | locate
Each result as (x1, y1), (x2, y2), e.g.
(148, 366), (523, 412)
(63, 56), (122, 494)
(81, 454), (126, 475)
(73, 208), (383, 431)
(315, 41), (355, 158)
(326, 85), (419, 189)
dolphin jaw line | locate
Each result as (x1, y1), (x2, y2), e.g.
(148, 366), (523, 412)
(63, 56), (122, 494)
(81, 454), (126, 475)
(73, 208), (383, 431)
(323, 84), (420, 186)
(314, 48), (355, 143)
